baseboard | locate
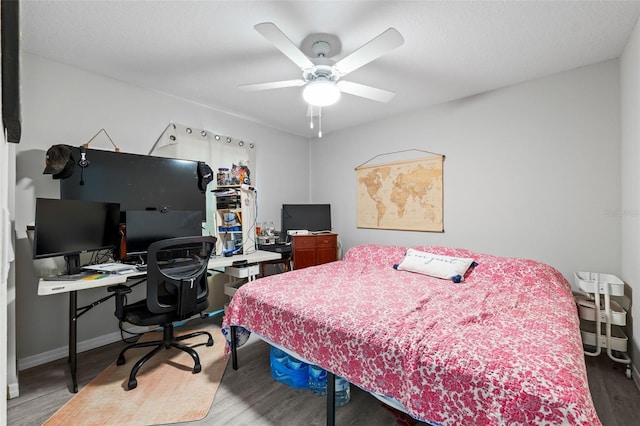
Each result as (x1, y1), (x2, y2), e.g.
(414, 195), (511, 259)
(7, 382), (19, 399)
(17, 326), (150, 371)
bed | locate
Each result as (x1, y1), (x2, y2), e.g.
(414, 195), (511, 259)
(221, 244), (600, 425)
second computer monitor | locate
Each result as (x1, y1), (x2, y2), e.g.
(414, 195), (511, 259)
(281, 204), (332, 235)
(124, 210), (203, 257)
(33, 198), (121, 274)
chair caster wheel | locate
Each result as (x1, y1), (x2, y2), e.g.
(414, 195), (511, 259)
(206, 337), (213, 346)
(128, 378), (137, 390)
(117, 355), (125, 366)
(193, 364), (202, 374)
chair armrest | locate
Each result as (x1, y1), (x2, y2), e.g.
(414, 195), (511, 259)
(107, 284), (132, 320)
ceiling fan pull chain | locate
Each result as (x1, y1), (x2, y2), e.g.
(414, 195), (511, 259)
(310, 105), (314, 129)
(318, 106), (323, 138)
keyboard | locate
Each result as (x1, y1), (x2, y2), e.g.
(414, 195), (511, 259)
(258, 243), (291, 253)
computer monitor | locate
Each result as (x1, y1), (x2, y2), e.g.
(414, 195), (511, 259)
(33, 198), (121, 275)
(124, 210), (203, 257)
(59, 148), (206, 221)
(281, 204), (332, 235)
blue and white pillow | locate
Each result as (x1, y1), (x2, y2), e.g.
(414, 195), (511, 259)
(393, 249), (476, 283)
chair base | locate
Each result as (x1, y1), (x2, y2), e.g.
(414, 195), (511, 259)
(117, 323), (214, 390)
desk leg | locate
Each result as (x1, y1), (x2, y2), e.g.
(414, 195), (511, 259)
(68, 290), (78, 393)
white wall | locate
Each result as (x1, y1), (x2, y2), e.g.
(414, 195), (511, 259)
(1, 78), (8, 419)
(13, 49), (635, 378)
(311, 61), (621, 287)
(14, 53), (309, 364)
(621, 17), (640, 375)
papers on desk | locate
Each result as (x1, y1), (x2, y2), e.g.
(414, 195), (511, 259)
(82, 262), (137, 274)
(43, 271), (109, 281)
(38, 271), (132, 295)
(81, 273), (111, 280)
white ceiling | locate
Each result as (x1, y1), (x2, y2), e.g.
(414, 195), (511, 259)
(21, 1), (640, 138)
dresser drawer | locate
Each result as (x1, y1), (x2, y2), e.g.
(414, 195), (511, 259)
(292, 235), (317, 249)
(316, 234), (337, 247)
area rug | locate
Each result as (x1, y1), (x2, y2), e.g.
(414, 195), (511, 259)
(44, 325), (228, 426)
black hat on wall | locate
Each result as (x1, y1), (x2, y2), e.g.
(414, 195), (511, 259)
(43, 144), (75, 179)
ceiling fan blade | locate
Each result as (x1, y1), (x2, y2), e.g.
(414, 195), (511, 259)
(337, 80), (396, 103)
(254, 22), (315, 70)
(238, 79), (306, 91)
(333, 28), (404, 76)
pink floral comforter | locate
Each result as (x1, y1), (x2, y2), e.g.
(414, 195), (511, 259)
(222, 245), (600, 425)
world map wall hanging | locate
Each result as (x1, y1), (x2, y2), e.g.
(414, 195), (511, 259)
(356, 153), (444, 232)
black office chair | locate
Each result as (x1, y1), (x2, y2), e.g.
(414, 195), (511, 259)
(108, 235), (216, 390)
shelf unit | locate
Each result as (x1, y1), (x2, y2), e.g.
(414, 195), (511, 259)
(574, 271), (632, 379)
(213, 187), (256, 256)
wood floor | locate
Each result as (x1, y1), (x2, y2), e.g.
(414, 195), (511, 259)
(7, 318), (640, 425)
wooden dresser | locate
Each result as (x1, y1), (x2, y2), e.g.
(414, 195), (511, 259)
(291, 233), (338, 270)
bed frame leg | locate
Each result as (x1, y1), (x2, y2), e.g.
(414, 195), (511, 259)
(326, 371), (336, 426)
(230, 326), (238, 370)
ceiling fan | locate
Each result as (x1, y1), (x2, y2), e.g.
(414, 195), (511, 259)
(239, 22), (405, 107)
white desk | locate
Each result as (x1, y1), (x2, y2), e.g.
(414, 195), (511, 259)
(37, 270), (144, 295)
(37, 250), (282, 393)
(208, 250), (281, 269)
(38, 250), (282, 295)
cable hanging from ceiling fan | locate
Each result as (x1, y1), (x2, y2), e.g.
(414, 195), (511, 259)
(308, 104), (324, 138)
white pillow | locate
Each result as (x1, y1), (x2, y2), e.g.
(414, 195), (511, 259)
(393, 249), (475, 283)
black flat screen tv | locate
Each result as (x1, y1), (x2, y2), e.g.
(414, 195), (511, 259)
(281, 204), (332, 235)
(59, 148), (205, 221)
(124, 210), (203, 257)
(33, 198), (121, 274)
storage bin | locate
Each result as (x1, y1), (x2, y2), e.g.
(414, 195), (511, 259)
(270, 346), (309, 389)
(579, 319), (628, 352)
(574, 272), (625, 296)
(575, 295), (626, 326)
(225, 264), (260, 279)
(223, 280), (244, 297)
(573, 271), (632, 378)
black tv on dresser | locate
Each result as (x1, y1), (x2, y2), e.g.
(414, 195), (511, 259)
(281, 204), (332, 235)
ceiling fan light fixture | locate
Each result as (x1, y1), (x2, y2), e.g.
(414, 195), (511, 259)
(303, 80), (341, 107)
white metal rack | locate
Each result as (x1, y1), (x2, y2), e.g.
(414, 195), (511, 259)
(574, 272), (632, 379)
(213, 187), (257, 256)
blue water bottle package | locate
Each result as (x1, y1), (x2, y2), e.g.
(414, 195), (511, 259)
(269, 346), (309, 389)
